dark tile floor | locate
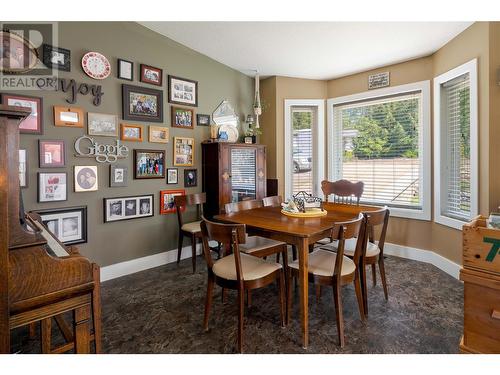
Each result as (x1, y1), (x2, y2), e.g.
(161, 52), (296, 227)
(11, 254), (463, 354)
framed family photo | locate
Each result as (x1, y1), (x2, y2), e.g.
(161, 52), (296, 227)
(38, 172), (67, 203)
(173, 137), (194, 167)
(120, 123), (143, 142)
(39, 140), (65, 168)
(196, 114), (210, 126)
(42, 44), (71, 71)
(117, 58), (133, 81)
(110, 164), (128, 187)
(160, 189), (185, 214)
(104, 194), (154, 223)
(171, 106), (194, 129)
(88, 112), (118, 137)
(168, 75), (198, 107)
(184, 169), (197, 188)
(1, 93), (43, 134)
(54, 106), (84, 128)
(74, 166), (98, 192)
(122, 84), (163, 123)
(149, 126), (169, 143)
(134, 149), (165, 179)
(19, 149), (28, 188)
(166, 168), (178, 184)
(140, 64), (162, 86)
(35, 206), (88, 245)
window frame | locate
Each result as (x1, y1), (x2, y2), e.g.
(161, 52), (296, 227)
(433, 59), (478, 230)
(327, 80), (431, 220)
(284, 99), (325, 198)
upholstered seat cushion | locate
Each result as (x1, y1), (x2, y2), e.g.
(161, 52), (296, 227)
(181, 220), (201, 233)
(239, 236), (285, 255)
(329, 238), (380, 258)
(212, 253), (282, 281)
(289, 249), (356, 277)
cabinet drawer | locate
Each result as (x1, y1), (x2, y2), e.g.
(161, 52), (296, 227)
(463, 281), (500, 353)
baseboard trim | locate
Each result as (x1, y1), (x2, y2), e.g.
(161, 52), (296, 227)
(101, 241), (461, 282)
(101, 244), (203, 282)
(384, 242), (461, 280)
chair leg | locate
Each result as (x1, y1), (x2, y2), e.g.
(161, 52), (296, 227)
(217, 242), (222, 259)
(29, 322), (37, 339)
(177, 232), (184, 264)
(276, 252), (280, 263)
(332, 281), (345, 348)
(41, 318), (51, 354)
(291, 245), (297, 261)
(278, 270), (286, 327)
(361, 261), (368, 316)
(371, 263), (377, 286)
(237, 287), (245, 353)
(191, 236), (197, 273)
(203, 275), (215, 331)
(354, 271), (366, 322)
(315, 285), (321, 303)
(281, 247), (289, 307)
(378, 256), (389, 300)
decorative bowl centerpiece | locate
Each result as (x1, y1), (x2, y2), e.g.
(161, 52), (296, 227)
(280, 191), (326, 218)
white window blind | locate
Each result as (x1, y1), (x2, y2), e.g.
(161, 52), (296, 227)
(331, 91), (423, 209)
(291, 107), (315, 195)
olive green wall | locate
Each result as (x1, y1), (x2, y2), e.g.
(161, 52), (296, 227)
(8, 22), (253, 267)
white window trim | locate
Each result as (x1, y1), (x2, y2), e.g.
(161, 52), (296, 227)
(433, 59), (478, 230)
(327, 80), (431, 221)
(284, 99), (325, 198)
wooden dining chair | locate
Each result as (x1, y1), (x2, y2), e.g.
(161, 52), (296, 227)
(328, 207), (390, 315)
(287, 214), (368, 347)
(321, 179), (364, 204)
(262, 196), (298, 261)
(174, 193), (206, 273)
(200, 218), (285, 353)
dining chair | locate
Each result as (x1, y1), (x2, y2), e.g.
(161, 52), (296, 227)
(287, 214), (368, 347)
(174, 193), (206, 273)
(262, 195), (298, 261)
(200, 218), (286, 353)
(321, 179), (364, 204)
(327, 207), (390, 315)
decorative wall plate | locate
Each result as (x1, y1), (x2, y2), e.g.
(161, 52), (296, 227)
(81, 52), (111, 80)
(218, 124), (239, 143)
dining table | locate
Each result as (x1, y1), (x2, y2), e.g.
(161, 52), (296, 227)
(215, 203), (364, 349)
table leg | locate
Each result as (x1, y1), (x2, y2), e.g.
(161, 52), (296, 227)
(298, 237), (309, 349)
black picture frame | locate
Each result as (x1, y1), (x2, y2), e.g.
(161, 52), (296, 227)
(168, 75), (198, 107)
(33, 206), (88, 245)
(196, 114), (210, 126)
(103, 194), (154, 223)
(134, 149), (166, 179)
(122, 84), (163, 123)
(117, 58), (134, 81)
(42, 44), (71, 71)
(184, 169), (197, 187)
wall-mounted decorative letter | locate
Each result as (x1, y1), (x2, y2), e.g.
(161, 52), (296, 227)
(74, 135), (129, 163)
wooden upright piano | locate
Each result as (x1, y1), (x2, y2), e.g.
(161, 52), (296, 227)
(0, 105), (101, 354)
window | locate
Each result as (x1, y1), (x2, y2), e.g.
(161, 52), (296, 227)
(328, 81), (431, 220)
(434, 59), (478, 229)
(284, 100), (324, 198)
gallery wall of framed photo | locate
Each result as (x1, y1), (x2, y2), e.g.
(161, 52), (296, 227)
(4, 21), (254, 268)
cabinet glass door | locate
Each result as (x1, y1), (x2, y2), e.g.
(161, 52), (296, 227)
(230, 147), (257, 202)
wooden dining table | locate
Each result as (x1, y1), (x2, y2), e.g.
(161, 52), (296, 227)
(215, 203), (363, 349)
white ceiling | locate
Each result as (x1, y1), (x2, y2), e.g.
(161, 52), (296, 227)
(140, 22), (473, 80)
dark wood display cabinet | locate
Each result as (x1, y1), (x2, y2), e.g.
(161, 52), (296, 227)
(202, 141), (267, 218)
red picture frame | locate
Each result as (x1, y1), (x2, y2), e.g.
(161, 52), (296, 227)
(39, 140), (65, 168)
(159, 189), (186, 215)
(1, 93), (43, 134)
(140, 64), (163, 86)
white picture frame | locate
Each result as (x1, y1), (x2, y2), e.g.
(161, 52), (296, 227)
(88, 112), (118, 137)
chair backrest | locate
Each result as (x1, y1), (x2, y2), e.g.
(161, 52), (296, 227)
(224, 199), (263, 214)
(330, 214), (368, 277)
(200, 217), (246, 282)
(321, 179), (364, 205)
(364, 207), (390, 256)
(174, 193), (206, 227)
(262, 195), (283, 207)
